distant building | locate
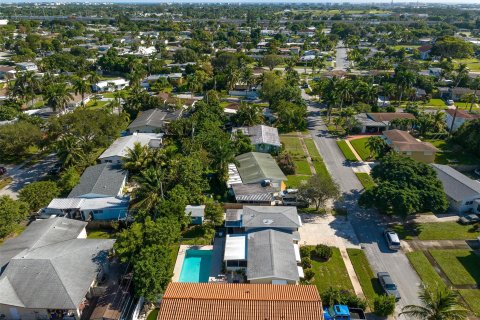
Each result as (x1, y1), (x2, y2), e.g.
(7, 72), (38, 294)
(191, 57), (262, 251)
(233, 125), (281, 153)
(445, 109), (480, 132)
(15, 62), (38, 72)
(92, 78), (129, 92)
(354, 112), (416, 133)
(418, 44), (432, 60)
(127, 108), (183, 133)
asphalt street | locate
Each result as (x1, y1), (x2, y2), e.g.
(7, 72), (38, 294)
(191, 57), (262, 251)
(335, 41), (349, 71)
(0, 153), (58, 199)
(306, 101), (421, 318)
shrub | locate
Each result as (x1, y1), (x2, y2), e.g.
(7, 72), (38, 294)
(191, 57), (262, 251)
(276, 151), (295, 175)
(300, 245), (313, 258)
(312, 244), (333, 261)
(301, 257), (312, 269)
(373, 295), (396, 317)
(18, 180), (60, 212)
(321, 287), (368, 310)
(304, 269), (315, 281)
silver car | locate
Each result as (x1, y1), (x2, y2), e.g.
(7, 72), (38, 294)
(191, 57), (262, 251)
(384, 230), (401, 250)
(378, 272), (401, 301)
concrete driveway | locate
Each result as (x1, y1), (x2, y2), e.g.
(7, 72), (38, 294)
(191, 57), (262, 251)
(299, 214), (360, 248)
(0, 153), (58, 199)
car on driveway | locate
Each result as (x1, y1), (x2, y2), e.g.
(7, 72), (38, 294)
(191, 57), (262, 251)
(377, 272), (401, 301)
(384, 229), (401, 250)
(459, 214), (480, 225)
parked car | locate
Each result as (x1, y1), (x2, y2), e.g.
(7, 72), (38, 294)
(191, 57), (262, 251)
(446, 99), (454, 105)
(459, 214), (480, 225)
(0, 166), (6, 176)
(384, 230), (401, 250)
(377, 272), (401, 301)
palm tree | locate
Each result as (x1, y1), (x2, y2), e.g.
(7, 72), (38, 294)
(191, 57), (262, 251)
(366, 136), (388, 159)
(470, 77), (480, 113)
(212, 142), (237, 183)
(132, 167), (164, 212)
(123, 142), (150, 174)
(395, 70), (416, 106)
(56, 136), (87, 168)
(225, 66), (240, 91)
(461, 93), (478, 114)
(10, 71), (39, 107)
(43, 83), (74, 113)
(87, 72), (101, 91)
(72, 76), (91, 107)
(401, 287), (469, 320)
(335, 79), (352, 111)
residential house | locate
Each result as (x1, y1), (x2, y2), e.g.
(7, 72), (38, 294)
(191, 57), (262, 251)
(383, 129), (438, 163)
(67, 93), (91, 109)
(15, 62), (38, 72)
(43, 197), (129, 221)
(227, 152), (287, 205)
(428, 67), (443, 78)
(439, 87), (475, 101)
(418, 44), (432, 60)
(127, 108), (183, 133)
(0, 66), (16, 79)
(185, 205), (205, 225)
(225, 206), (301, 233)
(0, 218), (115, 320)
(354, 112), (416, 133)
(68, 164), (127, 199)
(432, 164), (480, 213)
(233, 125), (281, 153)
(445, 109), (480, 132)
(228, 84), (259, 99)
(92, 78), (129, 92)
(157, 283), (323, 320)
(98, 132), (163, 164)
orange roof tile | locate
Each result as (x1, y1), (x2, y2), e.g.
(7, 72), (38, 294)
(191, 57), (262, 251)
(157, 283), (323, 320)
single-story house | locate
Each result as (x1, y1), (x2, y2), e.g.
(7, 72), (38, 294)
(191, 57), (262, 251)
(225, 205), (301, 233)
(431, 164), (480, 213)
(445, 109), (480, 132)
(439, 87), (475, 101)
(223, 229), (302, 284)
(157, 282), (323, 320)
(355, 112), (416, 133)
(127, 108), (183, 134)
(227, 152), (287, 204)
(0, 66), (16, 79)
(233, 125), (281, 153)
(383, 129), (438, 163)
(67, 93), (91, 109)
(43, 197), (129, 221)
(185, 205), (205, 225)
(92, 78), (129, 92)
(98, 132), (163, 164)
(0, 218), (114, 320)
(377, 96), (391, 107)
(15, 62), (38, 71)
(68, 164), (127, 199)
(418, 44), (432, 60)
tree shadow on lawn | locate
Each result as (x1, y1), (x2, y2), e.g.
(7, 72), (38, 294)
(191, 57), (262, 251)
(457, 252), (480, 285)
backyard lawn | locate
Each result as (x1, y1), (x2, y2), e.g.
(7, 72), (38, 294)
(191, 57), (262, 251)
(309, 247), (355, 293)
(337, 140), (358, 162)
(347, 249), (382, 307)
(454, 58), (480, 72)
(86, 228), (116, 239)
(406, 251), (447, 291)
(280, 136), (304, 156)
(286, 174), (309, 188)
(393, 222), (480, 240)
(355, 173), (375, 190)
(427, 139), (480, 166)
(430, 249), (480, 286)
(426, 98), (446, 107)
(294, 160), (311, 175)
(350, 138), (374, 161)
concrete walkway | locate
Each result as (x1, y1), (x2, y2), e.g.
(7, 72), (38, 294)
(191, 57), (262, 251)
(407, 239), (479, 251)
(410, 213), (460, 223)
(344, 140), (363, 162)
(339, 245), (366, 299)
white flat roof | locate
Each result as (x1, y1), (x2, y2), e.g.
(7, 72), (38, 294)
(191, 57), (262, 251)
(297, 266), (304, 279)
(293, 244), (301, 263)
(224, 234), (246, 261)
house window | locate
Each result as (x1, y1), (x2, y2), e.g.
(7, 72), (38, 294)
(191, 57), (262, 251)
(465, 201), (473, 205)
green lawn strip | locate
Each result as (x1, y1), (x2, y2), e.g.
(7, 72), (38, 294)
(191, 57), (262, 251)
(337, 140), (358, 161)
(350, 138), (374, 161)
(86, 229), (115, 239)
(406, 251), (447, 291)
(280, 136), (305, 156)
(355, 173), (375, 190)
(393, 222), (480, 241)
(286, 174), (309, 188)
(294, 159), (311, 175)
(146, 309), (159, 320)
(347, 248), (382, 307)
(429, 249), (480, 286)
(0, 177), (13, 190)
(426, 98), (447, 107)
(458, 289), (480, 316)
(304, 138), (321, 158)
(310, 247), (355, 294)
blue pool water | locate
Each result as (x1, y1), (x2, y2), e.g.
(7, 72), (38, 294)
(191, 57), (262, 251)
(179, 249), (213, 283)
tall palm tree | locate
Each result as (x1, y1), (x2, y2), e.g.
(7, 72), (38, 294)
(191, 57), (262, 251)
(132, 167), (164, 212)
(56, 136), (87, 168)
(44, 83), (74, 113)
(123, 142), (150, 174)
(72, 76), (91, 107)
(335, 79), (352, 111)
(10, 71), (39, 107)
(401, 287), (469, 320)
(366, 136), (388, 159)
(395, 70), (416, 106)
(87, 72), (101, 91)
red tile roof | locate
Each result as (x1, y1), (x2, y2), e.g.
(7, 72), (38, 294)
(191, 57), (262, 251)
(157, 283), (323, 320)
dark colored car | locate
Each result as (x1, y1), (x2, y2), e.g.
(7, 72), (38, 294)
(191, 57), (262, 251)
(0, 166), (6, 176)
(459, 214), (480, 225)
(377, 272), (401, 301)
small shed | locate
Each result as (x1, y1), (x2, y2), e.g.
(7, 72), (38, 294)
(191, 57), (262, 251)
(185, 205), (205, 225)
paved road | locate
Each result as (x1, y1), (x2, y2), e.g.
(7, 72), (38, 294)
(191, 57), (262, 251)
(0, 153), (58, 199)
(306, 101), (421, 318)
(335, 41), (349, 71)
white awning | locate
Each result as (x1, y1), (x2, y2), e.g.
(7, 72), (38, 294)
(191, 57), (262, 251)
(224, 234), (247, 261)
(293, 244), (301, 263)
(298, 266), (305, 279)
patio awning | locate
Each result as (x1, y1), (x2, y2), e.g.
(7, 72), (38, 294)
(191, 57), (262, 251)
(224, 234), (246, 261)
(293, 244), (301, 263)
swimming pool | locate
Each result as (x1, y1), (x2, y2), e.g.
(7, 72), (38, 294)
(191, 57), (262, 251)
(179, 249), (213, 283)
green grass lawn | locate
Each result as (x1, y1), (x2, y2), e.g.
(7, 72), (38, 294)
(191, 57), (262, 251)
(286, 174), (309, 188)
(304, 138), (321, 158)
(86, 228), (116, 239)
(350, 138), (374, 161)
(337, 140), (358, 162)
(308, 247), (355, 294)
(454, 58), (480, 72)
(0, 224), (26, 246)
(393, 222), (480, 240)
(355, 173), (375, 190)
(406, 251), (447, 291)
(0, 177), (13, 190)
(280, 136), (305, 156)
(426, 98), (447, 107)
(86, 100), (109, 110)
(427, 139), (480, 166)
(347, 248), (382, 307)
(294, 160), (311, 175)
(459, 289), (480, 316)
(146, 309), (159, 320)
(430, 249), (480, 286)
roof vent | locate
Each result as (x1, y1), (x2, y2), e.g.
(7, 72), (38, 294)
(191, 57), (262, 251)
(263, 219), (274, 225)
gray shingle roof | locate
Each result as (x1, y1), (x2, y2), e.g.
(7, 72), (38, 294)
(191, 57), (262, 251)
(99, 133), (162, 160)
(432, 164), (480, 202)
(247, 229), (299, 282)
(127, 108), (182, 131)
(242, 206), (301, 229)
(235, 152), (286, 184)
(0, 218), (114, 310)
(235, 125), (281, 147)
(68, 164), (127, 198)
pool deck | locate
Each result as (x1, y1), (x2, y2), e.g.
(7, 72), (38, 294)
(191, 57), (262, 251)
(172, 237), (225, 282)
